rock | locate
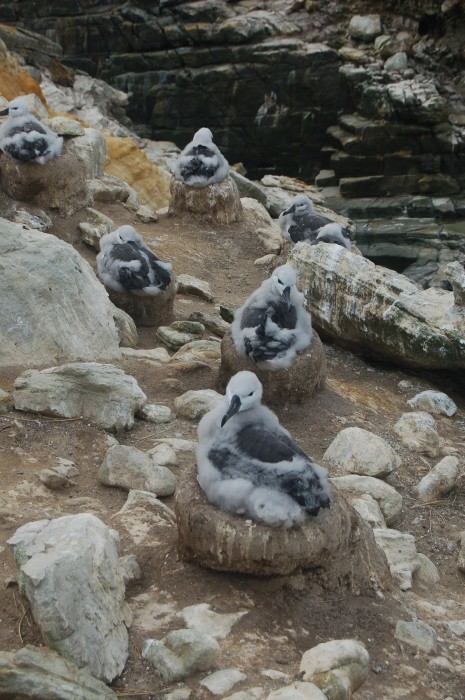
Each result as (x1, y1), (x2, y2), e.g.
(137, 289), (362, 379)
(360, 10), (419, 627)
(12, 207), (52, 232)
(348, 494), (386, 529)
(98, 445), (176, 496)
(226, 690), (264, 700)
(445, 620), (465, 637)
(329, 475), (402, 525)
(44, 116), (85, 137)
(407, 390), (457, 417)
(142, 629), (221, 683)
(267, 682), (327, 699)
(147, 443), (178, 467)
(174, 389), (223, 421)
(373, 528), (420, 591)
(300, 639), (370, 699)
(0, 128), (105, 215)
(180, 603), (247, 639)
(8, 514), (130, 682)
(151, 438), (198, 454)
(171, 340), (222, 363)
(189, 311), (230, 337)
(241, 197), (283, 254)
(136, 204), (158, 223)
(445, 261), (465, 305)
(14, 363), (146, 432)
(385, 52), (408, 73)
(413, 553), (440, 594)
(165, 690), (192, 700)
(171, 320), (205, 336)
(89, 174), (133, 205)
(38, 468), (72, 490)
(139, 404), (172, 424)
(218, 328), (327, 404)
(169, 176), (244, 225)
(119, 554), (142, 585)
(255, 254), (279, 267)
(0, 645), (117, 699)
(107, 276), (177, 328)
(0, 388), (13, 413)
(113, 308), (138, 348)
(0, 220), (129, 369)
(177, 274), (215, 302)
(348, 15), (382, 41)
(414, 456), (460, 503)
(200, 669), (247, 695)
(394, 620), (438, 654)
(78, 207), (115, 250)
(288, 244), (465, 370)
(117, 490), (175, 523)
(175, 464), (390, 587)
(394, 412), (440, 458)
(323, 427), (401, 478)
(121, 347), (170, 363)
(457, 531), (465, 573)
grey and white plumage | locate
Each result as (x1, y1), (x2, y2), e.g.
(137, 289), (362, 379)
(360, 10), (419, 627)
(96, 225), (172, 296)
(279, 194), (336, 244)
(312, 222), (352, 249)
(197, 371), (331, 528)
(231, 264), (312, 369)
(0, 97), (63, 164)
(172, 127), (229, 187)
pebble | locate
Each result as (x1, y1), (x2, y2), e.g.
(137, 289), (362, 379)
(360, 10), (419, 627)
(0, 389), (13, 413)
(349, 494), (386, 529)
(373, 528), (419, 591)
(180, 603), (247, 639)
(174, 389), (223, 421)
(446, 620), (465, 637)
(117, 490), (175, 521)
(189, 311), (230, 337)
(170, 340), (222, 364)
(147, 443), (177, 467)
(142, 629), (220, 682)
(164, 690), (191, 700)
(394, 412), (440, 458)
(38, 469), (72, 490)
(414, 456), (459, 503)
(119, 554), (142, 584)
(300, 639), (370, 697)
(200, 669), (247, 695)
(329, 475), (402, 525)
(98, 445), (176, 496)
(139, 404), (172, 424)
(323, 427), (401, 477)
(177, 274), (214, 302)
(266, 682), (327, 699)
(407, 390), (457, 417)
(224, 689), (264, 700)
(156, 327), (198, 349)
(394, 620), (438, 654)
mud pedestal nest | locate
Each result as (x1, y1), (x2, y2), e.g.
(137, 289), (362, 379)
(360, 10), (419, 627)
(175, 463), (391, 590)
(218, 328), (327, 404)
(169, 176), (244, 225)
(106, 277), (177, 327)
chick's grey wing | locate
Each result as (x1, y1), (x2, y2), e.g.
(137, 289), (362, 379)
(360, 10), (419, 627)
(111, 243), (150, 290)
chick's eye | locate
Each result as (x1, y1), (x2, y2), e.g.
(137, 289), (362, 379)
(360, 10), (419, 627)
(277, 278), (282, 285)
(248, 391), (254, 397)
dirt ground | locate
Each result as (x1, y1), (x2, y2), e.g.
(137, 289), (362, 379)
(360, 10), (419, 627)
(1, 198), (465, 699)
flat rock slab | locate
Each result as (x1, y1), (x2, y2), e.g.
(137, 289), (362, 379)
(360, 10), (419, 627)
(107, 277), (176, 327)
(218, 329), (327, 404)
(175, 463), (390, 588)
(14, 362), (146, 432)
(169, 176), (244, 225)
(288, 243), (465, 370)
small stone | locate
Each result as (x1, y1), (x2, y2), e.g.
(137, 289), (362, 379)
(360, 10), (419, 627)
(156, 327), (197, 349)
(38, 468), (72, 490)
(180, 603), (247, 639)
(330, 475), (402, 525)
(200, 669), (247, 695)
(445, 620), (465, 637)
(348, 15), (382, 41)
(136, 204), (158, 223)
(385, 51), (408, 72)
(394, 412), (440, 458)
(224, 690), (264, 700)
(98, 445), (176, 496)
(177, 274), (214, 302)
(139, 404), (172, 424)
(373, 528), (419, 591)
(171, 340), (222, 364)
(117, 490), (175, 521)
(300, 639), (369, 697)
(141, 629), (221, 683)
(323, 427), (401, 477)
(147, 443), (178, 467)
(457, 531), (465, 573)
(407, 390), (457, 417)
(43, 116), (85, 137)
(394, 620), (437, 654)
(119, 554), (142, 584)
(428, 656), (453, 670)
(55, 458), (79, 478)
(151, 438), (198, 453)
(0, 389), (13, 413)
(266, 682), (327, 699)
(220, 305), (235, 323)
(413, 553), (439, 593)
(174, 389), (223, 421)
(254, 254), (279, 267)
(414, 456), (459, 503)
(171, 320), (205, 336)
(189, 312), (229, 337)
(121, 347), (170, 363)
(164, 690), (191, 700)
(349, 494), (386, 529)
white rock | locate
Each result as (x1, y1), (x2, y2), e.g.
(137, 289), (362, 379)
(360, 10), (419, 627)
(147, 443), (178, 466)
(179, 603), (247, 639)
(445, 620), (465, 637)
(224, 689), (264, 700)
(385, 51), (408, 72)
(349, 494), (386, 528)
(119, 554), (142, 584)
(373, 528), (420, 591)
(151, 438), (198, 453)
(414, 456), (460, 502)
(164, 690), (191, 700)
(428, 656), (453, 670)
(14, 363), (146, 432)
(98, 445), (176, 496)
(330, 475), (402, 524)
(0, 221), (128, 369)
(200, 669), (247, 695)
(394, 620), (437, 654)
(300, 639), (369, 698)
(7, 514), (129, 682)
(177, 274), (214, 302)
(324, 427), (401, 477)
(413, 553), (440, 594)
(266, 682), (327, 699)
(139, 404), (172, 424)
(117, 490), (175, 521)
(348, 14), (382, 41)
(407, 390), (457, 416)
(174, 389), (223, 421)
(142, 629), (220, 682)
(171, 340), (222, 363)
(121, 347), (170, 363)
(394, 412), (440, 457)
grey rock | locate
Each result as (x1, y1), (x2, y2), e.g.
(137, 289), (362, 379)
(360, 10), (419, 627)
(0, 220), (128, 369)
(38, 468), (72, 490)
(457, 530), (465, 573)
(179, 603), (247, 639)
(98, 445), (176, 496)
(200, 669), (247, 695)
(373, 528), (420, 590)
(174, 389), (223, 420)
(43, 116), (85, 136)
(348, 15), (382, 41)
(445, 261), (465, 306)
(142, 629), (221, 682)
(330, 475), (402, 525)
(189, 311), (230, 337)
(407, 390), (457, 416)
(8, 514), (130, 682)
(323, 427), (401, 477)
(171, 340), (222, 364)
(0, 388), (13, 413)
(384, 52), (408, 73)
(225, 689), (264, 700)
(78, 207), (115, 250)
(0, 645), (117, 699)
(394, 620), (437, 654)
(171, 320), (205, 336)
(89, 174), (132, 205)
(413, 553), (440, 594)
(12, 207), (52, 231)
(147, 443), (177, 467)
(300, 638), (370, 698)
(414, 456), (460, 503)
(349, 494), (386, 529)
(445, 620), (465, 637)
(267, 683), (326, 700)
(164, 690), (191, 700)
(394, 412), (440, 458)
(136, 204), (158, 223)
(121, 347), (170, 363)
(177, 274), (215, 302)
(117, 490), (175, 522)
(156, 326), (198, 349)
(139, 404), (172, 424)
(119, 554), (142, 584)
(14, 363), (146, 432)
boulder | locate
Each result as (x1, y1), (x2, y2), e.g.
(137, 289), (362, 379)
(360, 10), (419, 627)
(0, 128), (105, 215)
(394, 412), (440, 458)
(177, 274), (215, 301)
(414, 456), (460, 503)
(394, 620), (438, 655)
(300, 639), (370, 699)
(407, 390), (457, 416)
(0, 645), (117, 700)
(329, 475), (402, 525)
(323, 427), (401, 477)
(142, 629), (221, 683)
(174, 389), (223, 421)
(98, 444), (176, 495)
(218, 328), (327, 404)
(169, 176), (244, 225)
(8, 514), (130, 683)
(0, 219), (130, 369)
(288, 243), (465, 370)
(175, 463), (390, 588)
(106, 276), (177, 327)
(14, 362), (146, 432)
(348, 15), (382, 41)
(373, 528), (420, 591)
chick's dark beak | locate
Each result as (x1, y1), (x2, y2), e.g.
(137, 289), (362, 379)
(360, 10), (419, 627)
(0, 107), (9, 116)
(221, 395), (241, 427)
(282, 286), (291, 303)
(282, 204), (295, 216)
